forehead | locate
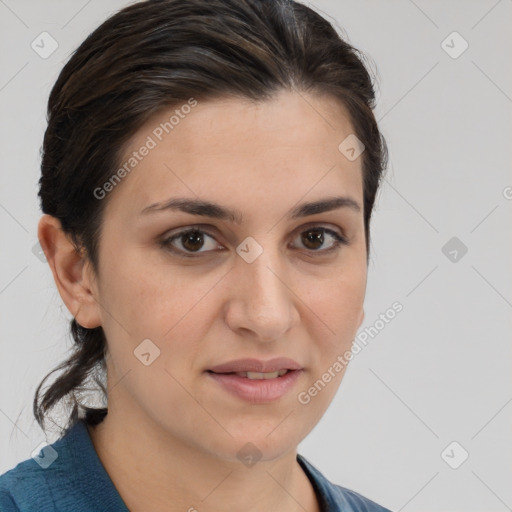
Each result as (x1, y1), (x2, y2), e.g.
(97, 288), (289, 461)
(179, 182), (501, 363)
(104, 91), (364, 220)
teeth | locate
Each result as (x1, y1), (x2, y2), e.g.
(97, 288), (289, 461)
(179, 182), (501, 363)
(236, 369), (288, 379)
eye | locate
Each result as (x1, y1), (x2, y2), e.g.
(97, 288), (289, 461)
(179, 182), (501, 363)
(160, 226), (222, 257)
(290, 226), (347, 254)
(160, 225), (348, 258)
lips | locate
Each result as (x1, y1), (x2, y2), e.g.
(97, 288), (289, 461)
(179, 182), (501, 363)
(207, 357), (303, 374)
(206, 368), (303, 403)
(205, 357), (304, 402)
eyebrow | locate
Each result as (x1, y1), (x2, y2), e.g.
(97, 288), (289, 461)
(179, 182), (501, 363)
(140, 195), (361, 223)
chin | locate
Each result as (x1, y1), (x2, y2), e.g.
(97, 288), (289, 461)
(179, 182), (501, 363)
(218, 426), (301, 464)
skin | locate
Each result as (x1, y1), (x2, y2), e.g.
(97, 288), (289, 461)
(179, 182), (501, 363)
(38, 89), (367, 512)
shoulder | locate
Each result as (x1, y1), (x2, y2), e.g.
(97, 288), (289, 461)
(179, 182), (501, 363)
(297, 454), (393, 512)
(0, 422), (80, 512)
(0, 456), (52, 512)
(0, 487), (19, 512)
(0, 419), (129, 512)
(330, 483), (394, 512)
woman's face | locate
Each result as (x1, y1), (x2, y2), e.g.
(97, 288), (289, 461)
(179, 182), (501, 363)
(87, 90), (367, 461)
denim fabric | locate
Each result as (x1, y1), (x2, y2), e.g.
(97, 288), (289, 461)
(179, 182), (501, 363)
(0, 420), (128, 512)
(0, 420), (393, 511)
(297, 455), (393, 511)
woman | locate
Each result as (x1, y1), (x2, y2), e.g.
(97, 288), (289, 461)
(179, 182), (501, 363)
(0, 0), (391, 510)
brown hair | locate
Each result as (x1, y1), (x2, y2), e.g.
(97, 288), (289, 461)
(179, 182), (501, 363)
(34, 0), (388, 434)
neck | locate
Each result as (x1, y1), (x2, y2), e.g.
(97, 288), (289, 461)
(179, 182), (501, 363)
(87, 408), (320, 512)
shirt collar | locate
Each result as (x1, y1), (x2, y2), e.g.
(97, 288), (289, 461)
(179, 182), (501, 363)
(64, 419), (130, 511)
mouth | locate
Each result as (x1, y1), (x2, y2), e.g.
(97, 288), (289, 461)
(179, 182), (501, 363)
(205, 368), (303, 403)
(206, 369), (291, 380)
(207, 357), (303, 375)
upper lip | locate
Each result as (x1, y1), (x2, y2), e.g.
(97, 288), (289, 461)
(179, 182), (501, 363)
(208, 357), (303, 374)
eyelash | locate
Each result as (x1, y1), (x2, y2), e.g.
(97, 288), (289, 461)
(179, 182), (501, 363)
(159, 224), (348, 259)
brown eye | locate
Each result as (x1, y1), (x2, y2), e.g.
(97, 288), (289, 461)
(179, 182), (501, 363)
(180, 230), (206, 252)
(301, 229), (325, 250)
(294, 227), (347, 253)
(160, 225), (347, 259)
(161, 228), (222, 257)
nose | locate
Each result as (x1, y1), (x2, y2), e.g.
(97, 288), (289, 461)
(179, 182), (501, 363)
(223, 244), (299, 342)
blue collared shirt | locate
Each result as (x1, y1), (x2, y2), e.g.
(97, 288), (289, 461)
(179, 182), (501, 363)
(0, 419), (393, 511)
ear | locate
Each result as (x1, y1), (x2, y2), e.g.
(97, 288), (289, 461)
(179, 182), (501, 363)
(37, 214), (102, 329)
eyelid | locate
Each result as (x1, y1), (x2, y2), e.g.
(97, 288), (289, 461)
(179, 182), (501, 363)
(162, 221), (347, 240)
(297, 221), (348, 240)
(160, 222), (348, 257)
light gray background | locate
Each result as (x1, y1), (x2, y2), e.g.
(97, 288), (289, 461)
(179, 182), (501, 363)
(1, 1), (511, 510)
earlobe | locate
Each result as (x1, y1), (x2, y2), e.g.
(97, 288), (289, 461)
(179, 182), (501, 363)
(37, 214), (102, 329)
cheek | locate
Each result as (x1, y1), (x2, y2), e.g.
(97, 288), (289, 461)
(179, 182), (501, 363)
(293, 271), (366, 424)
(95, 249), (212, 418)
(96, 248), (228, 399)
(99, 247), (214, 340)
(300, 263), (366, 343)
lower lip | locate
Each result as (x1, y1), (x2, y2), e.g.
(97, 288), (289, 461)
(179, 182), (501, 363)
(206, 370), (303, 404)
